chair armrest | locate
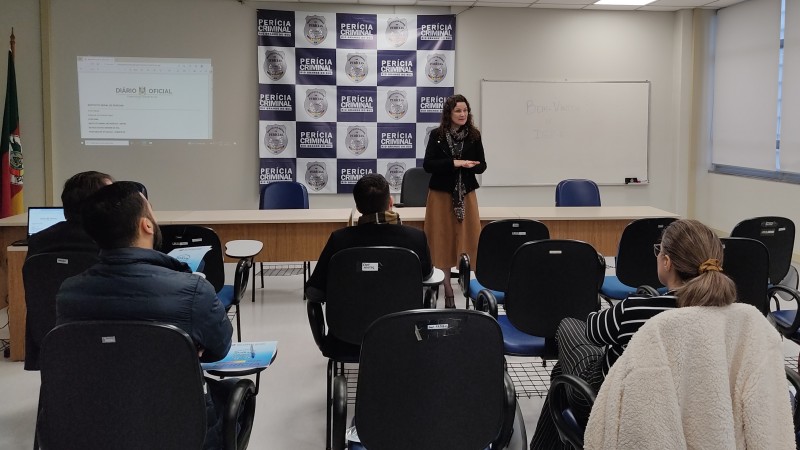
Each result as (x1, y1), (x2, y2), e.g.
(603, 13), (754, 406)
(477, 289), (498, 319)
(492, 371), (517, 449)
(222, 378), (257, 450)
(332, 375), (348, 450)
(548, 374), (597, 450)
(595, 252), (607, 291)
(458, 252), (471, 299)
(768, 285), (800, 335)
(785, 366), (800, 433)
(306, 301), (326, 351)
(635, 285), (660, 297)
(394, 202), (406, 208)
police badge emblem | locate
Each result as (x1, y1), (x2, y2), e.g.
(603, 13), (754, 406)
(345, 126), (368, 156)
(424, 125), (437, 148)
(305, 161), (328, 191)
(385, 162), (406, 191)
(386, 18), (408, 47)
(425, 54), (447, 84)
(386, 90), (408, 120)
(304, 15), (328, 45)
(304, 89), (328, 119)
(345, 54), (368, 83)
(264, 49), (287, 81)
(264, 124), (288, 155)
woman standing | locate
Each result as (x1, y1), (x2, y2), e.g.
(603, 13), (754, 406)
(423, 95), (486, 308)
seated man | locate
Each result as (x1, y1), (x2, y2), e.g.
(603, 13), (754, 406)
(26, 170), (113, 258)
(306, 173), (433, 302)
(56, 181), (233, 450)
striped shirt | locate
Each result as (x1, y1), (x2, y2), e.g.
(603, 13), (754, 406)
(586, 293), (678, 378)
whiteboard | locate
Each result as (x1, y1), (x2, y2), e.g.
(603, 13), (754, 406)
(480, 80), (649, 186)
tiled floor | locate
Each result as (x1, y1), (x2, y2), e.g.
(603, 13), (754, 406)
(1, 265), (797, 449)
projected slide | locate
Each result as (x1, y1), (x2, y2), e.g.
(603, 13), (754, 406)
(77, 57), (213, 144)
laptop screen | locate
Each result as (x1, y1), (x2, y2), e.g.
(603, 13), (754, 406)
(27, 207), (66, 237)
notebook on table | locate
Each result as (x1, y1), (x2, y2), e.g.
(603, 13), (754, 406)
(11, 207), (66, 246)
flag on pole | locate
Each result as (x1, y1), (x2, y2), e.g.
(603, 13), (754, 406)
(1, 28), (23, 218)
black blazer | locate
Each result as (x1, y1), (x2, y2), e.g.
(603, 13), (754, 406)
(305, 222), (433, 302)
(423, 128), (487, 194)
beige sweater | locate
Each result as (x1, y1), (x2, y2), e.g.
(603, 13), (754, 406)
(585, 303), (794, 450)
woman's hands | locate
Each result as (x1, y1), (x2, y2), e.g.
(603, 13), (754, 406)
(454, 159), (480, 169)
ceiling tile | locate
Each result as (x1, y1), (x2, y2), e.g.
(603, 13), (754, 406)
(648, 0), (710, 5)
(530, 3), (587, 7)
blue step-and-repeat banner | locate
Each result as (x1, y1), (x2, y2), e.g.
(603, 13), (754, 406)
(257, 10), (455, 194)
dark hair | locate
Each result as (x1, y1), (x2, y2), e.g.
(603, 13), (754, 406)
(353, 174), (390, 215)
(438, 94), (480, 140)
(659, 219), (736, 308)
(81, 181), (149, 250)
(61, 171), (113, 222)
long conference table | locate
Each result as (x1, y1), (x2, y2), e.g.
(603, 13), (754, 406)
(0, 205), (677, 361)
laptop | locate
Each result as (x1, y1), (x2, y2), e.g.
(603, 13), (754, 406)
(12, 207), (66, 246)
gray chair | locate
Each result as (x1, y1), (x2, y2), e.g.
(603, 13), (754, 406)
(394, 167), (431, 208)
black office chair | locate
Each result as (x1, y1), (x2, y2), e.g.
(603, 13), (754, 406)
(480, 240), (604, 361)
(393, 167), (431, 208)
(22, 251), (98, 371)
(37, 321), (256, 450)
(555, 179), (600, 207)
(160, 225), (248, 340)
(258, 181), (310, 297)
(786, 366), (800, 448)
(458, 219), (550, 309)
(548, 374), (597, 450)
(332, 309), (524, 450)
(600, 217), (677, 302)
(720, 237), (772, 315)
(731, 216), (795, 286)
(306, 246), (434, 450)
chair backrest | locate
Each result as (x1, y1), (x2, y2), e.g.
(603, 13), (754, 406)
(38, 321), (207, 450)
(325, 246), (424, 345)
(475, 219), (550, 292)
(397, 167), (431, 207)
(555, 179), (601, 207)
(721, 237), (770, 316)
(731, 216), (796, 285)
(259, 181), (309, 210)
(356, 309), (507, 450)
(505, 240), (603, 340)
(616, 217), (677, 289)
(22, 251), (98, 370)
(159, 225), (225, 292)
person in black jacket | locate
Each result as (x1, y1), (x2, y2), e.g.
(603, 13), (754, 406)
(306, 173), (433, 302)
(56, 181), (232, 450)
(423, 94), (486, 307)
(26, 170), (113, 259)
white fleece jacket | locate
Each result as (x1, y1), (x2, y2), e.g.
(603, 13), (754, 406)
(585, 304), (794, 450)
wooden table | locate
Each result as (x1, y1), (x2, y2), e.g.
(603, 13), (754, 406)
(2, 205), (677, 361)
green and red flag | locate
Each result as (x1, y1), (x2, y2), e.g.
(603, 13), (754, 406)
(1, 29), (23, 218)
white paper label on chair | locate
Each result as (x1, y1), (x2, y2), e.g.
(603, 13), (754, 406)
(56, 258), (69, 264)
(101, 336), (116, 344)
(511, 231), (527, 236)
(362, 263), (379, 271)
(191, 238), (203, 243)
(549, 250), (563, 254)
(427, 324), (449, 330)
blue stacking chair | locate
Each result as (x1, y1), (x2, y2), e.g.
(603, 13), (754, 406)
(600, 217), (676, 302)
(458, 219), (549, 310)
(258, 181), (310, 297)
(479, 240), (604, 361)
(555, 179), (601, 207)
(548, 374), (597, 450)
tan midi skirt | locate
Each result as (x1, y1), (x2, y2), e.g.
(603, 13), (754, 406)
(423, 189), (481, 270)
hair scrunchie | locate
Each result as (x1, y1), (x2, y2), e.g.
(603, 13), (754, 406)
(698, 258), (722, 274)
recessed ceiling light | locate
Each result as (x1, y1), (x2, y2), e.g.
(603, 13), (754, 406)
(594, 0), (656, 5)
